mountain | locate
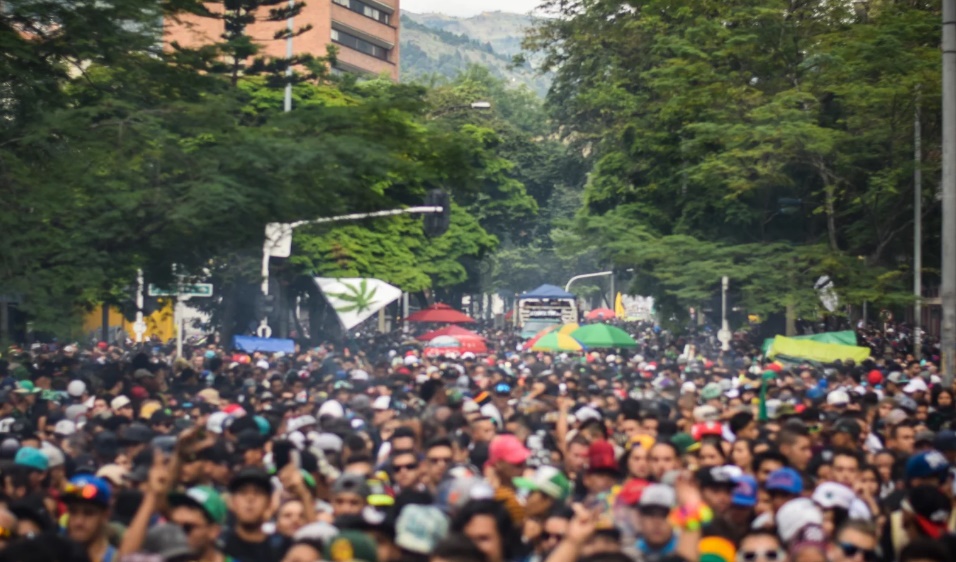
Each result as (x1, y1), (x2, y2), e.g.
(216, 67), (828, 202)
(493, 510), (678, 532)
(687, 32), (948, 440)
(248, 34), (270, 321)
(399, 11), (551, 97)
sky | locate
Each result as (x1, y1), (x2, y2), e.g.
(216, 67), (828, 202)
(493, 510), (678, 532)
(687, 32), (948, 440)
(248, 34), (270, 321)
(401, 0), (543, 16)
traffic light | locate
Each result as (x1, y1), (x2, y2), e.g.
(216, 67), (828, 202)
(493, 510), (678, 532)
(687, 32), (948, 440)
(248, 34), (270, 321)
(423, 189), (450, 237)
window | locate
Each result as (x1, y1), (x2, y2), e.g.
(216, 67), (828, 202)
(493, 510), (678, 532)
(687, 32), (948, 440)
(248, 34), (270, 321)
(332, 0), (391, 25)
(331, 28), (390, 61)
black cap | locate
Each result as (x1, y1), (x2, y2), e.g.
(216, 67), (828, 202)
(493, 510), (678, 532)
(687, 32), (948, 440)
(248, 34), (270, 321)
(235, 429), (265, 452)
(833, 418), (862, 439)
(228, 467), (273, 494)
(120, 424), (154, 445)
(934, 430), (956, 452)
(71, 454), (98, 476)
(93, 431), (120, 457)
(695, 466), (736, 489)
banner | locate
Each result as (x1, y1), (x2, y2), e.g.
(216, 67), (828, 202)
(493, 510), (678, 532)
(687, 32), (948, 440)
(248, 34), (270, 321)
(761, 330), (857, 355)
(767, 335), (870, 363)
(314, 277), (402, 331)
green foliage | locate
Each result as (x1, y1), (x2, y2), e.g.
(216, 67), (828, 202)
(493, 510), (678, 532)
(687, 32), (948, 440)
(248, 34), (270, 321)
(526, 0), (938, 322)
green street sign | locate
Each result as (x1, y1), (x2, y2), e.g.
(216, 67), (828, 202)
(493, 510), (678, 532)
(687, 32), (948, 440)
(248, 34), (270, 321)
(148, 283), (213, 298)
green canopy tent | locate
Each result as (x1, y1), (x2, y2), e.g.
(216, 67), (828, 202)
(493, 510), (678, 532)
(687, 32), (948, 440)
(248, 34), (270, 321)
(571, 324), (638, 348)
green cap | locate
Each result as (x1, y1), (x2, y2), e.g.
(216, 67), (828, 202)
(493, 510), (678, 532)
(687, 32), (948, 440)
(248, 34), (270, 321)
(325, 530), (378, 562)
(700, 383), (722, 401)
(514, 466), (571, 502)
(169, 485), (227, 525)
(671, 432), (700, 455)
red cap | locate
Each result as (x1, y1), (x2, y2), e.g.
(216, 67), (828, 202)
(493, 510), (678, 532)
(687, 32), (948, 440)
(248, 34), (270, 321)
(97, 342), (108, 350)
(130, 386), (149, 400)
(766, 362), (783, 373)
(692, 421), (723, 441)
(223, 404), (246, 416)
(867, 370), (883, 386)
(587, 440), (618, 474)
(487, 435), (530, 466)
(617, 478), (650, 505)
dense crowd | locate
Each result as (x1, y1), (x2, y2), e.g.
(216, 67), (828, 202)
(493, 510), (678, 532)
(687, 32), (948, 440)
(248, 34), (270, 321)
(0, 323), (952, 562)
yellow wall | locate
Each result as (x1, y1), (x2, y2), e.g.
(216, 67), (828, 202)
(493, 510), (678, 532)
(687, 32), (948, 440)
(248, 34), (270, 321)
(82, 300), (176, 342)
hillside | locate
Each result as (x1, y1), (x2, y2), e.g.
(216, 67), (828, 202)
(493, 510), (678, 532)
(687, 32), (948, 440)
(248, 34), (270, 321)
(400, 11), (551, 97)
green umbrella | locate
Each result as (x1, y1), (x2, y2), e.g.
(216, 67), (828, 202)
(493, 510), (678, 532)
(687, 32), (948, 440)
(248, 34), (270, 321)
(570, 324), (638, 348)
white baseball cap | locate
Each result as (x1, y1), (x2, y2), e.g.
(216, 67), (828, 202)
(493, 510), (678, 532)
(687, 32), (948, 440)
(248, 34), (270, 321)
(67, 380), (86, 398)
(53, 420), (76, 436)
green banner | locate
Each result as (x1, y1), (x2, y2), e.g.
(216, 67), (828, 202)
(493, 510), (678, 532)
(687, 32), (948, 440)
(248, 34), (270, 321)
(767, 335), (870, 363)
(762, 330), (856, 355)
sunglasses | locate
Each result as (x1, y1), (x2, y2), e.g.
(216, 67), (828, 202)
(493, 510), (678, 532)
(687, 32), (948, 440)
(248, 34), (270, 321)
(178, 523), (200, 535)
(427, 456), (452, 465)
(540, 531), (564, 542)
(737, 549), (785, 562)
(394, 463), (418, 472)
(837, 542), (878, 562)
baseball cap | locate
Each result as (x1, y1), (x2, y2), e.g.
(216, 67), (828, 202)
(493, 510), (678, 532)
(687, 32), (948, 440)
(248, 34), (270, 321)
(902, 485), (952, 539)
(142, 523), (194, 560)
(696, 466), (736, 489)
(96, 464), (129, 486)
(671, 433), (700, 454)
(766, 467), (803, 495)
(13, 381), (40, 394)
(732, 475), (757, 508)
(700, 383), (722, 401)
(332, 474), (371, 498)
(904, 378), (929, 394)
(110, 395), (132, 410)
(169, 485), (227, 525)
(833, 418), (862, 440)
(826, 389), (850, 407)
(14, 447), (48, 471)
(514, 466), (571, 502)
(775, 498), (823, 543)
(586, 440), (618, 475)
(867, 370), (883, 386)
(887, 371), (909, 385)
(638, 483), (676, 510)
(54, 420), (76, 436)
(63, 475), (112, 507)
(811, 482), (856, 511)
(487, 435), (529, 466)
(395, 505), (449, 555)
(693, 405), (720, 423)
(904, 450), (950, 482)
(324, 530), (378, 562)
(933, 430), (956, 452)
(228, 467), (273, 494)
(67, 380), (87, 397)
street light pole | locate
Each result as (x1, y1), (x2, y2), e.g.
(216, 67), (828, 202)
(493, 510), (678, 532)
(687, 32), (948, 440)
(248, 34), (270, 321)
(565, 271), (613, 293)
(258, 206), (445, 338)
(914, 86), (923, 360)
(942, 0), (956, 383)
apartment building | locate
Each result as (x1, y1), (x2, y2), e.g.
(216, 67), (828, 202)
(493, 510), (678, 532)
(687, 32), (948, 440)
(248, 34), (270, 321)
(165, 0), (400, 81)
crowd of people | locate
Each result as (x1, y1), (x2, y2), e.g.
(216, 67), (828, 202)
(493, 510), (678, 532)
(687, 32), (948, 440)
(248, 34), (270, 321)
(0, 323), (951, 562)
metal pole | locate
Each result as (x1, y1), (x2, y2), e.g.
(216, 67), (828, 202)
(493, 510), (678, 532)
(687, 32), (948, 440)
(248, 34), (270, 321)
(609, 272), (615, 309)
(914, 86), (923, 360)
(565, 271), (614, 292)
(175, 297), (184, 358)
(942, 0), (956, 384)
(134, 269), (145, 343)
(720, 276), (731, 351)
(284, 0), (294, 113)
(101, 303), (109, 344)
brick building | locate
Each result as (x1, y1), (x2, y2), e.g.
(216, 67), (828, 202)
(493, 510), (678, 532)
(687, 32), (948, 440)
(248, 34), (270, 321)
(165, 0), (400, 81)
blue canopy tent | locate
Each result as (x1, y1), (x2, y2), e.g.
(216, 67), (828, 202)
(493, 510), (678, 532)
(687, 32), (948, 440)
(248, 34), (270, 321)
(518, 284), (576, 300)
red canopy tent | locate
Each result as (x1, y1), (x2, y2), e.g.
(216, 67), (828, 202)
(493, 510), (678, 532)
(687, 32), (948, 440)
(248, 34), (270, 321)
(586, 308), (617, 321)
(416, 325), (484, 341)
(405, 303), (476, 324)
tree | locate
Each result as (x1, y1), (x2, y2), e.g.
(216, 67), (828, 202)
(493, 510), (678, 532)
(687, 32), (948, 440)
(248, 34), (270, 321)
(525, 0), (939, 325)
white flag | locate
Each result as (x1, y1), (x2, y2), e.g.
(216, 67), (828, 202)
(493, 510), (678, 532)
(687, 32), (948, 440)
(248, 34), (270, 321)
(314, 278), (402, 331)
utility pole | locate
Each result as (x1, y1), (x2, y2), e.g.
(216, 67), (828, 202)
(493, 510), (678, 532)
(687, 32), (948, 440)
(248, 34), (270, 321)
(284, 0), (294, 113)
(914, 87), (923, 360)
(942, 0), (956, 383)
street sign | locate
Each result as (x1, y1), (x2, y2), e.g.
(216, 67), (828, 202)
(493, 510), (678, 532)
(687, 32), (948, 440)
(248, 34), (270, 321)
(148, 283), (213, 298)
